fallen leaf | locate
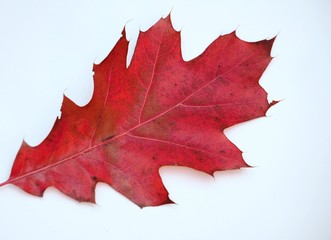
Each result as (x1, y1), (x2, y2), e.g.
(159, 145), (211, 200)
(0, 15), (275, 207)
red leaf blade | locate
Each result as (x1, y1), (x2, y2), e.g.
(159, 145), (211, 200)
(1, 16), (275, 207)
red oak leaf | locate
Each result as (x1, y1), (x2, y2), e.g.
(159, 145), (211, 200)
(0, 16), (275, 207)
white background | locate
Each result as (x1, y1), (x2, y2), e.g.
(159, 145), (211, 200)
(0, 0), (330, 239)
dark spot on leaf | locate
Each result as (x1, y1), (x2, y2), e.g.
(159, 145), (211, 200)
(102, 135), (115, 142)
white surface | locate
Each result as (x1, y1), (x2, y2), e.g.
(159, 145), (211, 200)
(0, 0), (330, 239)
